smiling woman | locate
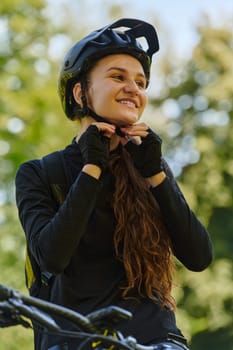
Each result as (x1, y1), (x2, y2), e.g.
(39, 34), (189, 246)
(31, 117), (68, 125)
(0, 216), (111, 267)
(15, 18), (213, 350)
(73, 54), (148, 126)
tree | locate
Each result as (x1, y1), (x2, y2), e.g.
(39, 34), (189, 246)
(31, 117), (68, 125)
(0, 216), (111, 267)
(0, 0), (72, 348)
(149, 22), (233, 350)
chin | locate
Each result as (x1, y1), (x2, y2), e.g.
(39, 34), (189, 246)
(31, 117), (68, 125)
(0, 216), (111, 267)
(105, 113), (139, 127)
(120, 114), (139, 125)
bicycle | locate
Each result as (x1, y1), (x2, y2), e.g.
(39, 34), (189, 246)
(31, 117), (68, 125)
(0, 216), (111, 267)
(0, 284), (189, 350)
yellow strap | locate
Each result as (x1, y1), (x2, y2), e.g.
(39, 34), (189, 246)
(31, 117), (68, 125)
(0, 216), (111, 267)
(25, 246), (35, 289)
(92, 329), (117, 350)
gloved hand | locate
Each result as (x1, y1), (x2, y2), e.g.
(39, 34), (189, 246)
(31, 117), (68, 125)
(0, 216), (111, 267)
(78, 125), (110, 171)
(124, 128), (163, 177)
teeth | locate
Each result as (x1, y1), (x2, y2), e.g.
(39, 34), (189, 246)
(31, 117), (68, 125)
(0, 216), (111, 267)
(119, 100), (136, 108)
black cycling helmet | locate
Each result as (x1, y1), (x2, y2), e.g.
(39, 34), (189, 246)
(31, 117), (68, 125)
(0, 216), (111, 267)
(58, 18), (159, 120)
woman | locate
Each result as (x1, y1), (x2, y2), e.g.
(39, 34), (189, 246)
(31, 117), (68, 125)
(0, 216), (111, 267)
(15, 18), (213, 350)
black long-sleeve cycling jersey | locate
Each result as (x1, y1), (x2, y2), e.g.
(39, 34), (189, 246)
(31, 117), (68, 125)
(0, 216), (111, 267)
(15, 139), (213, 348)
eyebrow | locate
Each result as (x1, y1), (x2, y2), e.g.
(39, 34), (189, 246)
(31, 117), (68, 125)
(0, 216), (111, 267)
(106, 66), (146, 79)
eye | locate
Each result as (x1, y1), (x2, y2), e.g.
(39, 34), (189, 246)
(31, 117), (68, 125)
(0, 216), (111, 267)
(135, 80), (146, 89)
(111, 74), (124, 81)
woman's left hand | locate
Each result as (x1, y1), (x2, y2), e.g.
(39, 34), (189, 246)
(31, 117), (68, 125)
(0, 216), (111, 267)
(121, 123), (163, 178)
(120, 123), (147, 145)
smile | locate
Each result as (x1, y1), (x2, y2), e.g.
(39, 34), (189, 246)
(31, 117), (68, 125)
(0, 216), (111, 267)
(118, 99), (138, 108)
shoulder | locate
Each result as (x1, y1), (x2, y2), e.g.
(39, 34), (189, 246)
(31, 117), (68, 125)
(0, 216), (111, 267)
(16, 149), (65, 180)
(16, 158), (42, 179)
(15, 149), (63, 186)
(15, 149), (70, 197)
(15, 158), (48, 199)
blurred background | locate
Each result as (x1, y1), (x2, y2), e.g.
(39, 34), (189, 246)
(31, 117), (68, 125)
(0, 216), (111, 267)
(0, 0), (233, 349)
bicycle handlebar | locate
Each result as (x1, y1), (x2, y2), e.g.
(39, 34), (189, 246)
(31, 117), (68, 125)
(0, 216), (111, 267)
(0, 284), (98, 333)
(0, 284), (187, 350)
(0, 284), (143, 350)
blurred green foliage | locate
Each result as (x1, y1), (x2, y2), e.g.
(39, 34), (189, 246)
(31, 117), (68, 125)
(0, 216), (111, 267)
(0, 1), (232, 349)
(150, 21), (233, 350)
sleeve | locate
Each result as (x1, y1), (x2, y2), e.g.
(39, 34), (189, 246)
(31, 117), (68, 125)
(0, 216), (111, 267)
(150, 159), (213, 271)
(15, 160), (102, 274)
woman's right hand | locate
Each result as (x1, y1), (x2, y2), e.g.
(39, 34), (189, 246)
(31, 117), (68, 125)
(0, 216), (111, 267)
(78, 123), (115, 172)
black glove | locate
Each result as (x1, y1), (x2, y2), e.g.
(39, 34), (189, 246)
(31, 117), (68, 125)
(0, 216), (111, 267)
(78, 125), (110, 171)
(125, 128), (163, 177)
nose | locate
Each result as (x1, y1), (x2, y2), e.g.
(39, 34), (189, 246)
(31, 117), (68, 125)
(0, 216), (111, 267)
(123, 80), (139, 94)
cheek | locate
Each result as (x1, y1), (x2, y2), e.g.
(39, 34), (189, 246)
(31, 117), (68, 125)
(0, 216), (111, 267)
(86, 84), (108, 108)
(140, 93), (147, 110)
(86, 90), (110, 116)
(85, 87), (97, 109)
(136, 94), (147, 120)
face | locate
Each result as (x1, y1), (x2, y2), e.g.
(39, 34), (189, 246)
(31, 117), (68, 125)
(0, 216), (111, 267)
(84, 54), (148, 126)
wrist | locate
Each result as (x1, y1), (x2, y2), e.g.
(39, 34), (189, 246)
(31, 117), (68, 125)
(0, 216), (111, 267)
(146, 171), (166, 187)
(82, 164), (102, 179)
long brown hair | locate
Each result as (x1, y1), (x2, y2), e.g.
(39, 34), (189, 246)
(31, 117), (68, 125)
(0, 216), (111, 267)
(109, 145), (175, 310)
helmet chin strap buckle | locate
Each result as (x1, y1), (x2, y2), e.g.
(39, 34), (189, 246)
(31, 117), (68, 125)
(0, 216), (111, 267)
(115, 128), (125, 137)
(84, 107), (125, 137)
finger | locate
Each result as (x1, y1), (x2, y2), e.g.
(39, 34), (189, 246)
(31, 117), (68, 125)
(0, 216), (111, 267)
(123, 128), (148, 138)
(120, 123), (148, 137)
(121, 122), (148, 131)
(104, 129), (115, 138)
(91, 122), (116, 135)
(125, 135), (142, 145)
(120, 135), (141, 146)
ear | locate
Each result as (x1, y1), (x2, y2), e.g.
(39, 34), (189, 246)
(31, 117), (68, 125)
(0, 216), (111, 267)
(73, 82), (82, 106)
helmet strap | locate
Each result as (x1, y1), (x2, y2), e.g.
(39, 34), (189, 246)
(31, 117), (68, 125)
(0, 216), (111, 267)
(80, 79), (90, 116)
